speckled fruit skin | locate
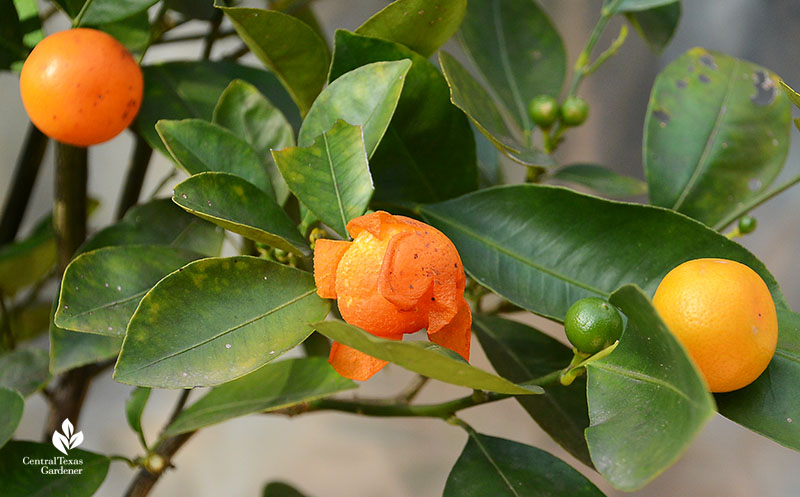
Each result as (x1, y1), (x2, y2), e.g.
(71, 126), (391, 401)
(19, 28), (143, 147)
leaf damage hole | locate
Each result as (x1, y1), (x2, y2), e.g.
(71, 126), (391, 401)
(676, 79), (688, 89)
(751, 71), (777, 106)
(653, 109), (670, 127)
(698, 74), (711, 84)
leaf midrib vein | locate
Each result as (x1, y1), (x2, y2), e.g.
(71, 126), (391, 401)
(126, 288), (316, 373)
(589, 361), (706, 409)
(322, 130), (349, 233)
(492, 0), (529, 131)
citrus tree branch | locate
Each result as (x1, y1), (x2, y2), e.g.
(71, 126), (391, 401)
(0, 124), (48, 244)
(115, 134), (153, 220)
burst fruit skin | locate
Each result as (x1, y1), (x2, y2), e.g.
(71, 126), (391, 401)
(19, 28), (144, 147)
(653, 258), (778, 393)
(314, 211), (472, 381)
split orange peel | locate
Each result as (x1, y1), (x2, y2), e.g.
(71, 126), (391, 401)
(314, 211), (472, 380)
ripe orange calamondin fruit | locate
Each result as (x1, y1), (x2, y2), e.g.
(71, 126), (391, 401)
(20, 28), (144, 147)
(653, 258), (778, 393)
(314, 211), (472, 381)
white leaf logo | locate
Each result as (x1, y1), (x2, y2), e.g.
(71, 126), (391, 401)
(52, 418), (83, 455)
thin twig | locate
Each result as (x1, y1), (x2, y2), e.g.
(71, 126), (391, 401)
(201, 10), (225, 60)
(0, 124), (49, 244)
(116, 135), (153, 220)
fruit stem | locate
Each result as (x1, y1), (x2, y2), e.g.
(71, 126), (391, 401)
(54, 142), (87, 271)
(0, 124), (49, 245)
(116, 134), (153, 220)
(72, 0), (96, 27)
(713, 170), (800, 231)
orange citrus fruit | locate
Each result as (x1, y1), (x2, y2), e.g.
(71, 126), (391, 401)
(20, 28), (143, 147)
(314, 211), (471, 380)
(653, 258), (778, 393)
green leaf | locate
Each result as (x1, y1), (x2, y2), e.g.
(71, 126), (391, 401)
(585, 285), (715, 491)
(74, 0), (158, 25)
(715, 309), (800, 451)
(625, 2), (680, 53)
(419, 185), (788, 323)
(213, 79), (295, 204)
(550, 164), (647, 198)
(472, 315), (592, 467)
(166, 0), (218, 20)
(644, 48), (791, 229)
(82, 198), (224, 257)
(263, 481), (308, 497)
(0, 441), (109, 497)
(173, 173), (309, 256)
(0, 0), (42, 72)
(218, 4), (330, 115)
(273, 121), (373, 239)
(314, 320), (542, 395)
(0, 216), (56, 296)
(0, 388), (23, 448)
(438, 51), (554, 168)
(50, 315), (122, 375)
(125, 387), (150, 447)
(156, 119), (274, 197)
(355, 0), (466, 57)
(458, 0), (566, 132)
(114, 257), (329, 388)
(329, 31), (478, 203)
(474, 124), (502, 187)
(0, 348), (49, 396)
(55, 246), (203, 337)
(610, 0), (678, 13)
(165, 357), (355, 436)
(136, 60), (299, 157)
(4, 302), (51, 343)
(99, 10), (151, 53)
(298, 59), (412, 158)
(780, 79), (800, 108)
(444, 433), (606, 497)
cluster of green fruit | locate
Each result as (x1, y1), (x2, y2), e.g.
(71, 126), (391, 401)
(528, 95), (589, 129)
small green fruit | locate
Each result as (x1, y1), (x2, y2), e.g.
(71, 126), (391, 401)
(560, 96), (589, 127)
(564, 297), (623, 354)
(738, 215), (757, 234)
(528, 95), (559, 128)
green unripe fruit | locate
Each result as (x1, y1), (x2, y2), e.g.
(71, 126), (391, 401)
(560, 96), (589, 127)
(564, 297), (623, 354)
(528, 95), (559, 128)
(738, 215), (757, 234)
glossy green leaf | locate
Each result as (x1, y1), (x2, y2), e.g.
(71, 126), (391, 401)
(50, 317), (122, 375)
(166, 357), (356, 436)
(0, 441), (109, 497)
(644, 48), (791, 229)
(0, 388), (23, 448)
(125, 387), (150, 446)
(550, 164), (647, 198)
(474, 124), (502, 187)
(780, 80), (800, 108)
(330, 31), (478, 203)
(219, 5), (330, 115)
(99, 10), (151, 53)
(173, 172), (309, 256)
(82, 198), (224, 257)
(263, 481), (308, 497)
(314, 320), (542, 395)
(166, 0), (217, 20)
(438, 51), (554, 168)
(73, 0), (158, 25)
(273, 121), (373, 239)
(419, 185), (788, 323)
(610, 0), (678, 13)
(136, 61), (299, 156)
(625, 2), (680, 53)
(0, 348), (49, 396)
(213, 79), (295, 204)
(585, 285), (714, 490)
(55, 246), (203, 337)
(1, 0), (41, 72)
(472, 315), (592, 467)
(0, 216), (56, 296)
(444, 433), (605, 497)
(298, 59), (412, 157)
(715, 309), (800, 451)
(156, 119), (274, 197)
(355, 0), (466, 57)
(114, 257), (329, 388)
(458, 0), (566, 132)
